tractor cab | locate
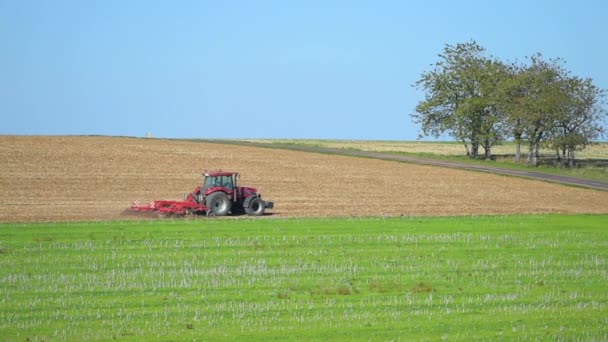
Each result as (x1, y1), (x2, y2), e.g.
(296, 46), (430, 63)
(203, 171), (237, 192)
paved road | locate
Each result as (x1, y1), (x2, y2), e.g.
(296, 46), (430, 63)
(224, 141), (608, 192)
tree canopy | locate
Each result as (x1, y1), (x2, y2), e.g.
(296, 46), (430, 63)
(413, 41), (607, 166)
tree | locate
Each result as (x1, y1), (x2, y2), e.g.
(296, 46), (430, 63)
(495, 62), (526, 162)
(498, 54), (607, 166)
(548, 76), (606, 167)
(497, 54), (569, 166)
(413, 41), (507, 158)
(415, 42), (607, 166)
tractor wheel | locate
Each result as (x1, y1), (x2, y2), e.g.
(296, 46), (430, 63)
(205, 192), (232, 216)
(245, 197), (265, 216)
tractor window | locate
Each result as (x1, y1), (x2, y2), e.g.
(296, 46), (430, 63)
(204, 175), (233, 190)
(203, 176), (213, 189)
(220, 175), (233, 189)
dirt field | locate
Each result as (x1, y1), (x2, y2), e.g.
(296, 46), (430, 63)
(1, 136), (607, 222)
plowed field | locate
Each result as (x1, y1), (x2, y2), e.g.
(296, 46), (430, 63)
(1, 136), (607, 222)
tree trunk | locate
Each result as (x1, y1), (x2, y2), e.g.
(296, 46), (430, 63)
(527, 141), (540, 166)
(527, 128), (543, 166)
(514, 133), (522, 163)
(527, 143), (534, 165)
(558, 146), (566, 167)
(533, 142), (540, 166)
(483, 139), (492, 159)
(462, 140), (470, 157)
(567, 147), (575, 168)
(470, 141), (479, 159)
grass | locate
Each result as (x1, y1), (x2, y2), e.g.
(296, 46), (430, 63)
(1, 216), (608, 340)
(242, 139), (608, 159)
(240, 139), (608, 183)
(392, 151), (608, 183)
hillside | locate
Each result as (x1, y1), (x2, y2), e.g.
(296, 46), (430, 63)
(1, 136), (607, 222)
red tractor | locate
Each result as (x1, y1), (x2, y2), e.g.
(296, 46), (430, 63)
(130, 170), (273, 216)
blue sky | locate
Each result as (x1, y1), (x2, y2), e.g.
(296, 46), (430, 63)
(1, 0), (607, 140)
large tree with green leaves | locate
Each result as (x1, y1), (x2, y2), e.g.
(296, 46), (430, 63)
(497, 55), (569, 165)
(414, 42), (607, 166)
(548, 76), (606, 167)
(413, 41), (508, 158)
(495, 62), (526, 162)
(498, 54), (606, 166)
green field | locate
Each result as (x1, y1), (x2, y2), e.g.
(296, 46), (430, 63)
(1, 216), (608, 341)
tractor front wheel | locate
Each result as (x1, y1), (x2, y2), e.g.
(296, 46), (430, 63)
(245, 197), (265, 216)
(206, 192), (232, 216)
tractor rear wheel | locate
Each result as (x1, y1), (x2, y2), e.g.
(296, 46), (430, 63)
(245, 197), (265, 216)
(206, 192), (232, 216)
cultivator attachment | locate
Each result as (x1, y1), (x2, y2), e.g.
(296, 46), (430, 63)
(130, 199), (203, 216)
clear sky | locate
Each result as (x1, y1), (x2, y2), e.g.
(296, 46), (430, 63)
(1, 0), (607, 140)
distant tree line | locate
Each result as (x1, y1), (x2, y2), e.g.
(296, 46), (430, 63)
(412, 41), (607, 167)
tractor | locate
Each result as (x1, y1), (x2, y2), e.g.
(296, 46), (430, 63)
(130, 170), (273, 216)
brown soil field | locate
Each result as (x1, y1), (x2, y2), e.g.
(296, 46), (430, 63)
(1, 136), (608, 222)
